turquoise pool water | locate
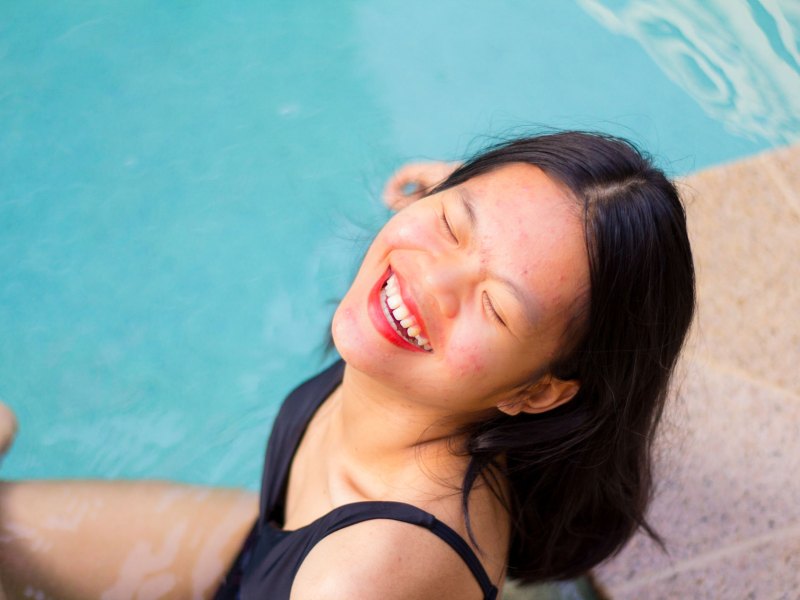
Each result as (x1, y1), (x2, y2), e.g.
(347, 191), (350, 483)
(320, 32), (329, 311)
(2, 0), (798, 487)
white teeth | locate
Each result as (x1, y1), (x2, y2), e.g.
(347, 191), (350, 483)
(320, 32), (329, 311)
(392, 305), (410, 320)
(382, 272), (432, 352)
(386, 293), (402, 309)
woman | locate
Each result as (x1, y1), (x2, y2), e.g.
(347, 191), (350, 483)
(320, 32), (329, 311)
(0, 131), (695, 599)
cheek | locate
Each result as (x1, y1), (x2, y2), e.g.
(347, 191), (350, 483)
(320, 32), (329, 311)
(444, 340), (487, 377)
(381, 211), (433, 247)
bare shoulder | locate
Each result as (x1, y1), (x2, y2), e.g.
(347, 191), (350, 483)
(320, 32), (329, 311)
(290, 517), (487, 600)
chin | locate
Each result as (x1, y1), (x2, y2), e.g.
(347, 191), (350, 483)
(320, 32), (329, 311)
(332, 295), (384, 371)
(331, 293), (413, 386)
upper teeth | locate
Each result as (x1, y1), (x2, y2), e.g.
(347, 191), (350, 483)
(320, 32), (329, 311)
(384, 274), (432, 351)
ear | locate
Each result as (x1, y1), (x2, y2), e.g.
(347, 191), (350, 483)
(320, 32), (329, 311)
(496, 375), (580, 416)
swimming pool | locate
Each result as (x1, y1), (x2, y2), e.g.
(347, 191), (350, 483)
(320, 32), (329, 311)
(1, 0), (798, 488)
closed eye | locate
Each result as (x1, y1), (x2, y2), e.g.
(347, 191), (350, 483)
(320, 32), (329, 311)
(439, 210), (458, 243)
(483, 292), (506, 327)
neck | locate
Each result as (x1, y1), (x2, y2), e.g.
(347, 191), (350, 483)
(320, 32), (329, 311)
(326, 364), (472, 487)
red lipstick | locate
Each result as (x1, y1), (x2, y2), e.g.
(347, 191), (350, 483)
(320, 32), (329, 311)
(368, 267), (427, 352)
(391, 269), (430, 342)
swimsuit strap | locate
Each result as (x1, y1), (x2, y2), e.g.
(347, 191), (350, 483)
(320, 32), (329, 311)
(428, 517), (499, 600)
(320, 501), (499, 600)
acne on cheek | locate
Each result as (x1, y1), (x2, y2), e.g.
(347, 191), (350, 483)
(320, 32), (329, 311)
(446, 343), (485, 377)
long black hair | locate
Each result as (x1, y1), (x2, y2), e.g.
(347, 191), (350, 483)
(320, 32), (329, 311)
(429, 131), (696, 582)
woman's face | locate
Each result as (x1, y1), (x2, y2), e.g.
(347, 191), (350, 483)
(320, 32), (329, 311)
(332, 163), (590, 414)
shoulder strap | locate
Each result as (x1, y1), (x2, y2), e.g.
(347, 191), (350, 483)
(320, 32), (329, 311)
(259, 359), (345, 528)
(319, 501), (499, 600)
(427, 518), (499, 600)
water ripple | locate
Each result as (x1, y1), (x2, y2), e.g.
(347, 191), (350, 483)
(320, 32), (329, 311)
(580, 0), (800, 144)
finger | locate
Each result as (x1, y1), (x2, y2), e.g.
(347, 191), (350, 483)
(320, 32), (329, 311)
(382, 169), (423, 210)
(0, 402), (18, 457)
(383, 189), (421, 211)
(384, 164), (424, 196)
(382, 163), (443, 210)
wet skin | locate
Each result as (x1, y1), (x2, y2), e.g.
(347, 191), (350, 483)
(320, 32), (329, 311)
(0, 480), (257, 600)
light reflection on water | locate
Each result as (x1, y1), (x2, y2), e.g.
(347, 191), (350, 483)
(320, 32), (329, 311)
(1, 1), (796, 491)
(580, 0), (800, 144)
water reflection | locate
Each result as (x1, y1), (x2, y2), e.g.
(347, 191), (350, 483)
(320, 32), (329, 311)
(580, 0), (800, 144)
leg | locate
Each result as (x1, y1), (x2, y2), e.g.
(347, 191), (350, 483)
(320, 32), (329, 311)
(0, 480), (257, 600)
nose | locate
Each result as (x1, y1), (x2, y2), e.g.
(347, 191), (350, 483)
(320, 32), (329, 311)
(422, 253), (480, 319)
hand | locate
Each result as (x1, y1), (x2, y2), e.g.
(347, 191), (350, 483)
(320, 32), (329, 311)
(0, 402), (17, 457)
(382, 161), (461, 211)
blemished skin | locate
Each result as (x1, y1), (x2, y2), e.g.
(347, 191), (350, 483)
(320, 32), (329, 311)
(0, 162), (590, 600)
(333, 163), (587, 420)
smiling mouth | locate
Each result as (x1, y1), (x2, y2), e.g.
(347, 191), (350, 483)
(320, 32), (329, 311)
(380, 273), (432, 352)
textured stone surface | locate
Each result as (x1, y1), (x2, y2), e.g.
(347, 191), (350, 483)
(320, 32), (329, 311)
(764, 144), (800, 218)
(596, 361), (800, 589)
(681, 149), (800, 396)
(599, 528), (800, 600)
(595, 145), (800, 598)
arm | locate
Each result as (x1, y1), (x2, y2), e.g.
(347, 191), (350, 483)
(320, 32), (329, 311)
(290, 519), (485, 600)
(0, 402), (258, 600)
(0, 479), (256, 600)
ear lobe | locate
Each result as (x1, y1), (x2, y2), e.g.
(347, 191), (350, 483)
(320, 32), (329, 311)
(496, 376), (580, 416)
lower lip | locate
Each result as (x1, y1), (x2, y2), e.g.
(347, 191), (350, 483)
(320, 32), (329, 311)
(368, 267), (426, 353)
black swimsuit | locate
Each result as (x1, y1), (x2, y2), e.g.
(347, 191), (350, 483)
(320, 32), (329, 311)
(214, 360), (499, 600)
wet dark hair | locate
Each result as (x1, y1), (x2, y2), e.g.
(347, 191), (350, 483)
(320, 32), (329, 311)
(428, 131), (696, 583)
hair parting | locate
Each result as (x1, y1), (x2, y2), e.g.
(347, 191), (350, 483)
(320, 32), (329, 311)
(428, 131), (695, 582)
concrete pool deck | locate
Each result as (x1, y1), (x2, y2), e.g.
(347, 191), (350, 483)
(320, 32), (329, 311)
(591, 143), (800, 598)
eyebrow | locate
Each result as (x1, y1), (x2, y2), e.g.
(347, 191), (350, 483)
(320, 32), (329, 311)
(456, 187), (540, 333)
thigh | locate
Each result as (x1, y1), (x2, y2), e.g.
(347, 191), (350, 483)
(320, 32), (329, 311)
(0, 480), (258, 600)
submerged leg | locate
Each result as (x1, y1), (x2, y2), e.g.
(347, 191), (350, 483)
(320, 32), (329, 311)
(0, 479), (257, 600)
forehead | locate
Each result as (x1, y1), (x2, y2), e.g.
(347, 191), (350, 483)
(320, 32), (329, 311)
(461, 163), (577, 215)
(455, 163), (589, 332)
